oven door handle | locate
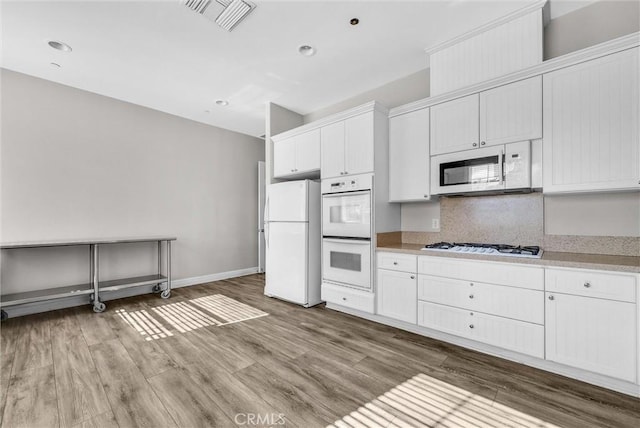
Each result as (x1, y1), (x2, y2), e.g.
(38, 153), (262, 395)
(323, 238), (371, 245)
(322, 190), (371, 199)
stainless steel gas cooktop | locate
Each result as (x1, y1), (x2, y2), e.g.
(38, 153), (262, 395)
(421, 242), (543, 259)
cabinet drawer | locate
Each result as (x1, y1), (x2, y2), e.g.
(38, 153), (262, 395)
(418, 275), (544, 324)
(546, 268), (637, 303)
(418, 256), (544, 290)
(321, 282), (374, 313)
(377, 252), (417, 273)
(418, 301), (544, 358)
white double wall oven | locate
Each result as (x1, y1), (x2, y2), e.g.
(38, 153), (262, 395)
(321, 173), (374, 291)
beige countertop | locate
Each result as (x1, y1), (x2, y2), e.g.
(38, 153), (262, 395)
(377, 243), (640, 273)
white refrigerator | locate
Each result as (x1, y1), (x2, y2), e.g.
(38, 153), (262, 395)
(264, 180), (321, 307)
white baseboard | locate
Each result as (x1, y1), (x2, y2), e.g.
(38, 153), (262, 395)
(3, 267), (260, 318)
(172, 267), (259, 288)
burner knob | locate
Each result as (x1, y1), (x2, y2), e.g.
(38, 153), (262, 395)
(548, 295), (555, 301)
(583, 282), (591, 288)
(469, 324), (474, 329)
(469, 294), (474, 299)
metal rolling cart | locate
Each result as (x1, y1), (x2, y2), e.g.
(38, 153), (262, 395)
(0, 236), (175, 320)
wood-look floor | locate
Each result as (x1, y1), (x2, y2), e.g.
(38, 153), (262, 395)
(1, 274), (639, 428)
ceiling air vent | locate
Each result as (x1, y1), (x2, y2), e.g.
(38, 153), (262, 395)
(182, 0), (255, 31)
(182, 0), (212, 15)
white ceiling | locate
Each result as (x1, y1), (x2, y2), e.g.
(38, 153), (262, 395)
(0, 0), (593, 137)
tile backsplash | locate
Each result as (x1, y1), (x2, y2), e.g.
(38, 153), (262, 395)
(438, 193), (544, 246)
(396, 192), (640, 257)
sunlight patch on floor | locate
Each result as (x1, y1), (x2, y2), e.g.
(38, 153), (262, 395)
(117, 294), (269, 340)
(152, 301), (220, 333)
(116, 308), (173, 341)
(190, 294), (269, 325)
(328, 373), (559, 428)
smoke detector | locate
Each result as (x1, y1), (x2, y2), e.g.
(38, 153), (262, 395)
(181, 0), (255, 32)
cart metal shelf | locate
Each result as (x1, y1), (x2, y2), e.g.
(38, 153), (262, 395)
(0, 236), (176, 319)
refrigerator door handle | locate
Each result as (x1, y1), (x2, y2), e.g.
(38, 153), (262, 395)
(264, 195), (270, 248)
(265, 223), (269, 249)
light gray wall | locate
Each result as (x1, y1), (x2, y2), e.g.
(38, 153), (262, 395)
(301, 0), (640, 237)
(545, 192), (640, 237)
(1, 70), (264, 296)
(303, 69), (430, 124)
(544, 0), (640, 59)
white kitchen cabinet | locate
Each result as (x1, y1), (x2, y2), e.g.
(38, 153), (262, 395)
(273, 129), (320, 178)
(417, 301), (544, 358)
(344, 112), (374, 177)
(479, 76), (542, 147)
(321, 121), (345, 179)
(389, 108), (430, 201)
(430, 94), (479, 155)
(416, 256), (545, 358)
(377, 269), (417, 324)
(273, 136), (296, 177)
(430, 78), (542, 156)
(545, 267), (638, 382)
(543, 47), (640, 193)
(321, 112), (374, 178)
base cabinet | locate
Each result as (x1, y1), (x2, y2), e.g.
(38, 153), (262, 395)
(545, 267), (638, 383)
(377, 269), (417, 324)
(417, 301), (544, 358)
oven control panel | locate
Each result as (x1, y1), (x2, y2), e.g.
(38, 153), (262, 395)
(322, 173), (373, 194)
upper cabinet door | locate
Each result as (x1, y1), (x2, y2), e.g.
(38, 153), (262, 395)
(543, 48), (640, 193)
(430, 94), (479, 155)
(273, 136), (297, 177)
(321, 121), (345, 179)
(345, 112), (374, 176)
(389, 108), (430, 201)
(479, 76), (542, 147)
(295, 128), (321, 173)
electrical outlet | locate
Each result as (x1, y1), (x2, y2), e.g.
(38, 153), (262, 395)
(432, 218), (440, 230)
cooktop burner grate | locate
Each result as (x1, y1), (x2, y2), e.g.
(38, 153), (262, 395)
(422, 242), (543, 258)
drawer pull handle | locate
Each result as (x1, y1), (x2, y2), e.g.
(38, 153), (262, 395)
(410, 275), (415, 279)
(469, 294), (474, 299)
(583, 282), (591, 288)
(342, 297), (347, 301)
(469, 324), (474, 329)
(472, 142), (478, 147)
(393, 262), (398, 265)
(470, 283), (474, 286)
(548, 295), (555, 301)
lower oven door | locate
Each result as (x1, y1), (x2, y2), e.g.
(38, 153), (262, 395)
(322, 238), (372, 290)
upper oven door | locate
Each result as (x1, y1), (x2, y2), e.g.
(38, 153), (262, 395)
(322, 190), (371, 238)
(430, 146), (504, 195)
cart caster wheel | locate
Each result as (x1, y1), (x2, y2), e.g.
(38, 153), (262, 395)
(160, 290), (171, 299)
(152, 284), (161, 293)
(1, 310), (7, 321)
(93, 302), (106, 313)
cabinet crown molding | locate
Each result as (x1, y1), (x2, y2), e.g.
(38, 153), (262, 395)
(423, 0), (548, 58)
(271, 101), (389, 143)
(391, 31), (640, 118)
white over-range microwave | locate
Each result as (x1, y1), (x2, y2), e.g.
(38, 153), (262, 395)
(430, 140), (542, 195)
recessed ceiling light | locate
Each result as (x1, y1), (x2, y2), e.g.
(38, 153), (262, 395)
(48, 40), (72, 52)
(50, 62), (61, 68)
(205, 110), (211, 113)
(350, 18), (359, 25)
(215, 100), (229, 106)
(298, 45), (316, 57)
